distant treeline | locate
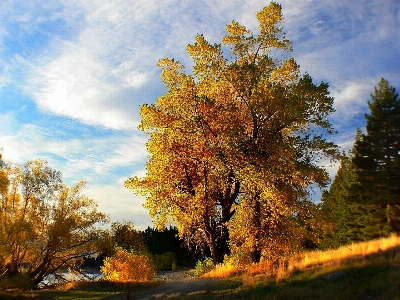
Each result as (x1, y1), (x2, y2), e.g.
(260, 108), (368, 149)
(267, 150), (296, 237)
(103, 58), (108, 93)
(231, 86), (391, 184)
(83, 223), (202, 269)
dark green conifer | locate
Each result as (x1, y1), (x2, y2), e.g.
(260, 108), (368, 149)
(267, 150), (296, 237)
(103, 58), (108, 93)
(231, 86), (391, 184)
(320, 152), (382, 248)
(352, 78), (400, 234)
(320, 79), (400, 248)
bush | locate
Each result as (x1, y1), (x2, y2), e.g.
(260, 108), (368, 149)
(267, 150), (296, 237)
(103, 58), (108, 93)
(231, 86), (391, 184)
(100, 248), (155, 282)
(224, 251), (253, 270)
(194, 257), (214, 277)
(152, 252), (176, 271)
(0, 274), (33, 291)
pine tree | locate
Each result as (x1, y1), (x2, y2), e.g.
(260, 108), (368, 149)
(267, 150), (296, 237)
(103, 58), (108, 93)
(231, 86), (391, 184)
(320, 152), (385, 248)
(352, 78), (400, 234)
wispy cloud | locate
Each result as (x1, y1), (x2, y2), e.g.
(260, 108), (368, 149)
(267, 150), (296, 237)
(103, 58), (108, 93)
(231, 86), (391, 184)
(0, 0), (399, 228)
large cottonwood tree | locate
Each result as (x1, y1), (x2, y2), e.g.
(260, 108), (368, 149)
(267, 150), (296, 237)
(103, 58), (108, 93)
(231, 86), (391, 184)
(126, 3), (337, 263)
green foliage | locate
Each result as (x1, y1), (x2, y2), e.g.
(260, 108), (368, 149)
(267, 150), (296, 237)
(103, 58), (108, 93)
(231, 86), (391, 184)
(143, 227), (199, 266)
(194, 257), (214, 277)
(151, 252), (176, 271)
(320, 153), (384, 248)
(320, 79), (400, 248)
(224, 251), (252, 270)
(352, 78), (400, 233)
(111, 221), (147, 252)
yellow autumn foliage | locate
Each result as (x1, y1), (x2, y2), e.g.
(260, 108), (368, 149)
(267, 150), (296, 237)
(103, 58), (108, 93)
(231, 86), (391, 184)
(101, 248), (155, 282)
(126, 2), (338, 264)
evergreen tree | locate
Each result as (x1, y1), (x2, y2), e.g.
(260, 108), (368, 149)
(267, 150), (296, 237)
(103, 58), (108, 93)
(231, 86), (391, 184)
(320, 152), (385, 248)
(352, 78), (400, 234)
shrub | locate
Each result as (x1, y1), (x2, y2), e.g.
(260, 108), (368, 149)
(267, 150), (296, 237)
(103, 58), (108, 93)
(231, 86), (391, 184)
(224, 251), (253, 270)
(0, 274), (33, 291)
(100, 248), (155, 282)
(152, 252), (176, 271)
(194, 257), (214, 277)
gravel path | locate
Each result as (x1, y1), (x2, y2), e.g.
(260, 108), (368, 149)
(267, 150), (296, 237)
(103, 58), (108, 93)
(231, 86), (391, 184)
(106, 270), (229, 300)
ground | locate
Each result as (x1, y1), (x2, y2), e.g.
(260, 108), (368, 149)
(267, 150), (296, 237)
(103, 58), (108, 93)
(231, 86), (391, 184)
(105, 270), (233, 300)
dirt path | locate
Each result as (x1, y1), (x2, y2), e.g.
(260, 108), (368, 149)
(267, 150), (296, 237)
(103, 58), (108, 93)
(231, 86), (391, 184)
(106, 270), (232, 300)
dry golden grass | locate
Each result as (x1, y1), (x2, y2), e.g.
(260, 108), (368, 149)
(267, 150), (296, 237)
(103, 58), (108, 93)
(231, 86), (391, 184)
(203, 263), (238, 278)
(205, 235), (400, 281)
(286, 234), (400, 271)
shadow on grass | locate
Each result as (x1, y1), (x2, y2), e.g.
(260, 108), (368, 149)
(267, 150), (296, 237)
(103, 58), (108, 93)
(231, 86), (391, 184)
(0, 280), (159, 300)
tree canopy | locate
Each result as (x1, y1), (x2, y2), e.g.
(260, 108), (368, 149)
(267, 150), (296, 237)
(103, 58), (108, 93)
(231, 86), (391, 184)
(125, 2), (338, 263)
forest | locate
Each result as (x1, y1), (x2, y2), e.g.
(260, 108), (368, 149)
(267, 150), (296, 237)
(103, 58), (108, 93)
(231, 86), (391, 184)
(0, 2), (399, 296)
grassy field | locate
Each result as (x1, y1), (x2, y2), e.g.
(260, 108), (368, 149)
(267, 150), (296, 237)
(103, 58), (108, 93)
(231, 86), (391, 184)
(1, 235), (399, 299)
(201, 235), (400, 300)
(202, 263), (400, 300)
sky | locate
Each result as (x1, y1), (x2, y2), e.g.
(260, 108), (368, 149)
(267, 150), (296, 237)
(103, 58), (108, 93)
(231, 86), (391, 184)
(0, 0), (399, 230)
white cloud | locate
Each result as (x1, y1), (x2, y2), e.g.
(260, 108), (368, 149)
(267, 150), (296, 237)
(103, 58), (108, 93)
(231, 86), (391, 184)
(2, 0), (399, 228)
(329, 80), (374, 123)
(24, 1), (275, 130)
(84, 182), (152, 230)
(0, 112), (147, 179)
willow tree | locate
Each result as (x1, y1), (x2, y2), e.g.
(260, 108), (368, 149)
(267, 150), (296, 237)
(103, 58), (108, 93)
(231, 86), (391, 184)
(0, 159), (108, 286)
(126, 3), (337, 263)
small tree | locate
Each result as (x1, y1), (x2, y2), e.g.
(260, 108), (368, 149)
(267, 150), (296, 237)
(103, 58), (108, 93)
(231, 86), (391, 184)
(101, 248), (155, 282)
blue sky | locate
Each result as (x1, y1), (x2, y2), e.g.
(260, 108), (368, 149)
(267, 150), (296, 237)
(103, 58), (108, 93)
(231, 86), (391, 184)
(0, 0), (399, 230)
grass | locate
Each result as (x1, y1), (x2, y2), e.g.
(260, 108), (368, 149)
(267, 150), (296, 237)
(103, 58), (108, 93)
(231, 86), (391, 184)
(215, 263), (400, 300)
(205, 235), (400, 280)
(196, 235), (400, 300)
(0, 279), (158, 300)
(2, 236), (400, 299)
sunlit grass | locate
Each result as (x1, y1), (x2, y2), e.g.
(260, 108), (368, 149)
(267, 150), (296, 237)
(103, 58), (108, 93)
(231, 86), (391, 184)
(203, 263), (238, 278)
(197, 235), (400, 299)
(205, 234), (400, 281)
(284, 234), (400, 275)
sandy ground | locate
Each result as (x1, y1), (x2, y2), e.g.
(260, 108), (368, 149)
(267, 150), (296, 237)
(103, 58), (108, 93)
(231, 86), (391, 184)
(106, 270), (231, 300)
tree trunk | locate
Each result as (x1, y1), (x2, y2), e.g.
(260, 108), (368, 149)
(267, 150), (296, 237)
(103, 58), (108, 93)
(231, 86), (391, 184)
(251, 199), (262, 263)
(204, 222), (229, 264)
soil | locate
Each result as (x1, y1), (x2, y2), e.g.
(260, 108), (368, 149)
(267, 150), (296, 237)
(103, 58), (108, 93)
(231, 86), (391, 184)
(105, 270), (235, 300)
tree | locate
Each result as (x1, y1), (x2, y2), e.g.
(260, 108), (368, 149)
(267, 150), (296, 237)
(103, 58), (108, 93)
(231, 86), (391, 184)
(143, 226), (199, 266)
(0, 159), (108, 287)
(319, 151), (384, 248)
(126, 3), (337, 263)
(110, 221), (147, 252)
(352, 78), (400, 234)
